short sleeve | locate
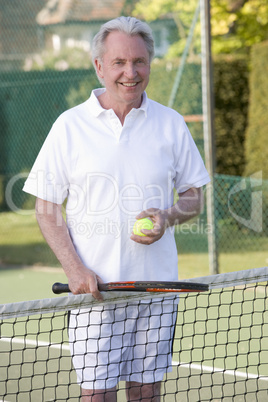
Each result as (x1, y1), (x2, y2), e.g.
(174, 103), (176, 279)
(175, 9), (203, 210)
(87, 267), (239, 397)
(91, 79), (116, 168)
(174, 120), (210, 193)
(23, 118), (71, 204)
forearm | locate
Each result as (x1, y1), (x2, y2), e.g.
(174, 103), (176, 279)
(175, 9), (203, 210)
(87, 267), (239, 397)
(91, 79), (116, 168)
(35, 198), (102, 299)
(164, 187), (203, 228)
(35, 198), (81, 274)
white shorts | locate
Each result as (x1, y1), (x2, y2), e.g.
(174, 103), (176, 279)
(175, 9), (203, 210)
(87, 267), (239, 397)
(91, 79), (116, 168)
(68, 300), (178, 390)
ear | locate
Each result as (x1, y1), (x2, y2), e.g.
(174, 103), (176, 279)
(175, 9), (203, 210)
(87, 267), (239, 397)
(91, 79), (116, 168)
(94, 59), (104, 80)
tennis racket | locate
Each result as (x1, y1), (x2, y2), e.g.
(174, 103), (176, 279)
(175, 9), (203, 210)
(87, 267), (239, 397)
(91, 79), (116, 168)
(52, 281), (209, 294)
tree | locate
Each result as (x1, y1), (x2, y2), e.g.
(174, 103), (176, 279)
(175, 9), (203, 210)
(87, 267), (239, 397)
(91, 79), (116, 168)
(133, 0), (268, 55)
(134, 0), (201, 58)
(211, 0), (268, 53)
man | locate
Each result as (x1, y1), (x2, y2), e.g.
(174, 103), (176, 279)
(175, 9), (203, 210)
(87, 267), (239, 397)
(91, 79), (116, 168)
(23, 16), (210, 401)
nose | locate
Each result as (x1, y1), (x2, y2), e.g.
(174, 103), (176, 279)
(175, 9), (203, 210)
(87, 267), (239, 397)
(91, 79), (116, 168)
(124, 62), (137, 79)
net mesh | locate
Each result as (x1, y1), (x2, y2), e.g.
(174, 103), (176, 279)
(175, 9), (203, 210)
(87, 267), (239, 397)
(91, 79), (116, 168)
(1, 267), (268, 401)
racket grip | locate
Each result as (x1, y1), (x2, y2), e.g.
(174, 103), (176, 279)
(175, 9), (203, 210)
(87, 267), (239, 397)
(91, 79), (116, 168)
(52, 282), (107, 294)
(52, 282), (70, 294)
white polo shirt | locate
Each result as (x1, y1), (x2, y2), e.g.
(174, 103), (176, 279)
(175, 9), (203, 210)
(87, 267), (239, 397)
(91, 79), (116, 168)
(23, 89), (210, 282)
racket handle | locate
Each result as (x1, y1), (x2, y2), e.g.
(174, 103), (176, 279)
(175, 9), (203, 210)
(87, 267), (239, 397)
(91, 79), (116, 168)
(52, 282), (70, 294)
(52, 282), (107, 294)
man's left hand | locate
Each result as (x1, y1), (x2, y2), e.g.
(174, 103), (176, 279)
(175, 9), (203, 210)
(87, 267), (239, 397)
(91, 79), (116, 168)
(130, 208), (167, 245)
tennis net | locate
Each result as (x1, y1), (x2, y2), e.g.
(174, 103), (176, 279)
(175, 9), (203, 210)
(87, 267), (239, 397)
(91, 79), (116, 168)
(0, 267), (268, 401)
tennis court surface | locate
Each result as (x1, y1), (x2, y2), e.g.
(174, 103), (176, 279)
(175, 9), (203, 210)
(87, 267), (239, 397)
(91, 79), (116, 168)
(1, 267), (268, 401)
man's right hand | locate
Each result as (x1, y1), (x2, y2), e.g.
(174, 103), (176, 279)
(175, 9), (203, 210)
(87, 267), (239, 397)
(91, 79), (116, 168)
(35, 198), (103, 301)
(68, 266), (104, 301)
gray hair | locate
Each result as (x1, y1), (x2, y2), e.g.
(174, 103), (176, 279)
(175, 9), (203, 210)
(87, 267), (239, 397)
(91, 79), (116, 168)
(92, 16), (155, 84)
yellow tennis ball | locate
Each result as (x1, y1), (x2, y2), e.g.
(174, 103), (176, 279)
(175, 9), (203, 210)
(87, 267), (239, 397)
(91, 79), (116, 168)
(133, 218), (154, 237)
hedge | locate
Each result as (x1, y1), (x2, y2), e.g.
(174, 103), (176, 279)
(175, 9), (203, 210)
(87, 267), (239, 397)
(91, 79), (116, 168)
(213, 56), (249, 176)
(244, 41), (268, 180)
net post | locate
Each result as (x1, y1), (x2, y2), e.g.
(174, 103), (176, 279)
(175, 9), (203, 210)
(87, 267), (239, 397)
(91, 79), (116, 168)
(200, 0), (219, 274)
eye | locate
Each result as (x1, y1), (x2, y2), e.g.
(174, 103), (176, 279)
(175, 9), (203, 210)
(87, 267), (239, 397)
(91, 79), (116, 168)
(136, 59), (146, 65)
(114, 60), (124, 65)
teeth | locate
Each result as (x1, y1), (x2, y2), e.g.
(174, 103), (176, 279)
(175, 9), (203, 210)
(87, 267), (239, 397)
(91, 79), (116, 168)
(121, 83), (137, 87)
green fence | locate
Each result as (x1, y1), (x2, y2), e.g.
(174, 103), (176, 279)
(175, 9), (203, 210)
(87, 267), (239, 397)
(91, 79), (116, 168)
(175, 174), (268, 252)
(0, 69), (99, 210)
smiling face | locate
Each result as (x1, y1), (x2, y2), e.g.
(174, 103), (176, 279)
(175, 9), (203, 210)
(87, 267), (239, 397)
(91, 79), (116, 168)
(94, 31), (151, 112)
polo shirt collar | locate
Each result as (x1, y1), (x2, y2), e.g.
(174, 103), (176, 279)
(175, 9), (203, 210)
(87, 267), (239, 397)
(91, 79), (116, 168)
(87, 88), (148, 118)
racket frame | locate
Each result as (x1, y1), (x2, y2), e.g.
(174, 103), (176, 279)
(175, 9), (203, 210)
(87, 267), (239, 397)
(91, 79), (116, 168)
(52, 281), (209, 294)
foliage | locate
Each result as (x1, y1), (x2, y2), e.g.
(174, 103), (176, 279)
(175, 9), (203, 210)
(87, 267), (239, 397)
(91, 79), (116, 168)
(146, 60), (202, 113)
(134, 0), (201, 59)
(244, 41), (268, 179)
(133, 0), (268, 55)
(24, 47), (92, 71)
(66, 74), (99, 108)
(213, 55), (249, 176)
(211, 0), (268, 54)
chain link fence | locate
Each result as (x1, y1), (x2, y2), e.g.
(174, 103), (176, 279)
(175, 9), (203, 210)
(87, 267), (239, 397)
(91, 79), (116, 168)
(0, 0), (267, 273)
